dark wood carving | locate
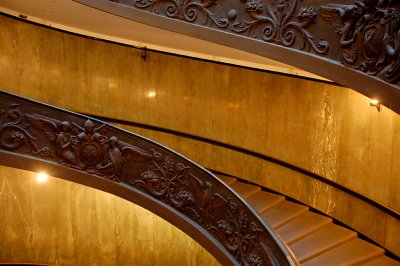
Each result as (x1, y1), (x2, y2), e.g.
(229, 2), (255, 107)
(0, 91), (292, 266)
(100, 0), (400, 83)
(319, 0), (400, 83)
(106, 0), (330, 53)
(74, 0), (400, 113)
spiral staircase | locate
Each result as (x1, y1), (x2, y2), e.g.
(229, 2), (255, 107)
(0, 0), (400, 264)
(217, 174), (400, 265)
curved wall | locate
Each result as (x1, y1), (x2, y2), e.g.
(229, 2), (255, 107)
(0, 165), (219, 265)
(0, 14), (399, 255)
(112, 122), (400, 257)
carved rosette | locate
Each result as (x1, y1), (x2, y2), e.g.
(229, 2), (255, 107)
(0, 93), (290, 266)
(101, 0), (400, 86)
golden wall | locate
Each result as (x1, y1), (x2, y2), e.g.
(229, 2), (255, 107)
(0, 14), (399, 256)
(0, 166), (220, 265)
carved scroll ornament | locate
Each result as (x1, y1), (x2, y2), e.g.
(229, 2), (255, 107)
(111, 0), (329, 54)
(75, 0), (400, 108)
(106, 0), (400, 85)
(106, 0), (400, 84)
(0, 91), (291, 266)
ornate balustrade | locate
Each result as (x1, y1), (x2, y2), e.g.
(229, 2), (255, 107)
(75, 0), (400, 113)
(0, 91), (294, 266)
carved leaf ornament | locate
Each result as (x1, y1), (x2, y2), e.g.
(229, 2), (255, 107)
(107, 0), (399, 85)
(0, 92), (291, 266)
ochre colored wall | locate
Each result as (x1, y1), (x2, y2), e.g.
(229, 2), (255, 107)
(0, 15), (399, 256)
(113, 122), (400, 257)
(0, 166), (220, 265)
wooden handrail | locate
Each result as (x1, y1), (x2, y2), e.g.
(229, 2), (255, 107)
(74, 0), (400, 114)
(84, 112), (400, 222)
(0, 90), (295, 266)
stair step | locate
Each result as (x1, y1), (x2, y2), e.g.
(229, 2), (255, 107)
(277, 211), (332, 245)
(214, 172), (398, 265)
(260, 200), (308, 228)
(217, 175), (237, 186)
(302, 238), (384, 266)
(246, 190), (285, 213)
(230, 182), (261, 199)
(289, 223), (357, 263)
(362, 255), (400, 265)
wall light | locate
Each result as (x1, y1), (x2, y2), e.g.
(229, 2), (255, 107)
(37, 172), (48, 183)
(370, 99), (381, 112)
(146, 91), (156, 98)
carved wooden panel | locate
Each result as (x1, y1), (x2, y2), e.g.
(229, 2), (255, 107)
(0, 91), (292, 266)
(74, 0), (400, 113)
(106, 0), (400, 83)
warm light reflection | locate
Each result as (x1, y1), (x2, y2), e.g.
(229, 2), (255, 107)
(370, 99), (379, 105)
(370, 99), (381, 111)
(147, 91), (157, 98)
(37, 172), (48, 183)
(228, 102), (240, 108)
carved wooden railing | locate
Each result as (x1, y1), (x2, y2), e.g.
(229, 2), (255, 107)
(75, 0), (400, 113)
(0, 91), (295, 266)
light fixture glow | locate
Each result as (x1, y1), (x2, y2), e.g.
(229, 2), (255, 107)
(37, 173), (48, 183)
(370, 99), (381, 111)
(146, 91), (157, 98)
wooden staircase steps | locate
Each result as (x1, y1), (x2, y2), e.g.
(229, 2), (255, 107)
(363, 256), (400, 265)
(217, 175), (237, 186)
(230, 182), (261, 199)
(276, 211), (332, 245)
(217, 175), (400, 265)
(302, 238), (384, 266)
(246, 190), (285, 213)
(260, 200), (309, 229)
(289, 224), (357, 263)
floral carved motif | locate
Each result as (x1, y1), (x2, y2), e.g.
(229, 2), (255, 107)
(233, 0), (329, 53)
(0, 104), (52, 157)
(0, 96), (289, 265)
(130, 151), (200, 217)
(209, 209), (265, 265)
(129, 152), (273, 265)
(113, 0), (328, 53)
(102, 0), (400, 86)
(129, 0), (229, 28)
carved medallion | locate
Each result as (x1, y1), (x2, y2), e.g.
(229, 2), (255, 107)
(82, 144), (99, 164)
(320, 0), (400, 83)
(0, 95), (291, 265)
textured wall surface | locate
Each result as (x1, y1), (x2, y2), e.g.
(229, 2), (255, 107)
(0, 166), (220, 265)
(0, 14), (399, 256)
(114, 122), (400, 257)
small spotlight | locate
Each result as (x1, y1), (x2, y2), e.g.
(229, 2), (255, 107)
(146, 91), (156, 98)
(370, 99), (381, 111)
(37, 173), (48, 183)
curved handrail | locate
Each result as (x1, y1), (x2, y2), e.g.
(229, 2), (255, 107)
(85, 112), (400, 221)
(0, 90), (295, 266)
(74, 0), (400, 114)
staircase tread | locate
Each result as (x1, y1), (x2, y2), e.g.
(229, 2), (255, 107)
(260, 200), (308, 229)
(277, 211), (332, 245)
(302, 238), (385, 266)
(215, 173), (397, 266)
(246, 190), (285, 213)
(362, 255), (400, 265)
(230, 182), (261, 199)
(217, 175), (237, 186)
(289, 223), (357, 263)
